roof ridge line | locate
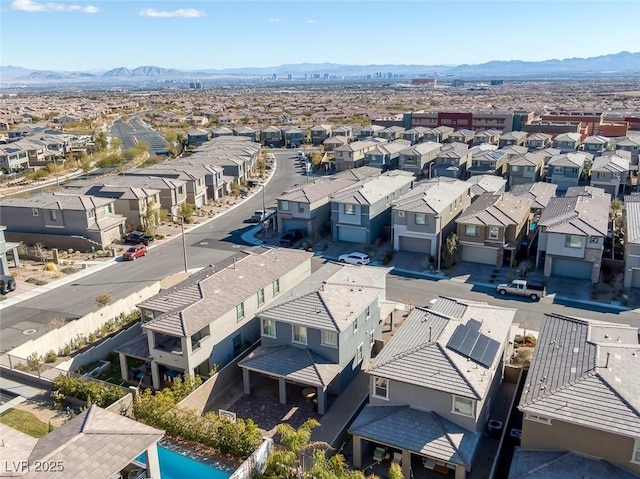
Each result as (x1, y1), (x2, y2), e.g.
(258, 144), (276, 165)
(432, 412), (470, 465)
(317, 291), (340, 331)
(437, 343), (481, 399)
(595, 371), (640, 419)
(307, 349), (326, 387)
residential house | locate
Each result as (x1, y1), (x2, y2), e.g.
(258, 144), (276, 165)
(509, 182), (558, 217)
(473, 129), (502, 146)
(546, 152), (591, 191)
(515, 313), (640, 477)
(210, 127), (233, 139)
(260, 126), (283, 147)
(330, 171), (414, 244)
(524, 132), (553, 150)
(311, 124), (332, 145)
(615, 135), (640, 163)
(332, 126), (353, 140)
(187, 128), (210, 147)
(125, 163), (209, 207)
(13, 138), (51, 166)
(498, 131), (528, 148)
(398, 142), (442, 176)
(506, 151), (546, 186)
(448, 129), (475, 145)
(466, 148), (507, 178)
(0, 143), (30, 171)
(456, 193), (532, 266)
(350, 297), (516, 479)
(283, 126), (306, 148)
(590, 153), (630, 197)
(1, 405), (164, 479)
(232, 126), (258, 142)
(116, 247), (313, 390)
(402, 127), (428, 144)
(582, 135), (610, 155)
(239, 262), (390, 415)
(623, 194), (640, 288)
(466, 175), (507, 198)
(553, 132), (583, 152)
(179, 160), (225, 200)
(392, 178), (471, 259)
(0, 225), (20, 275)
(334, 140), (383, 172)
(0, 192), (126, 249)
(537, 187), (609, 281)
(432, 143), (471, 179)
(363, 139), (411, 170)
(424, 126), (454, 143)
(354, 125), (385, 141)
(378, 126), (406, 141)
(323, 135), (349, 152)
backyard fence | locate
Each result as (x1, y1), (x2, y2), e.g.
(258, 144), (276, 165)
(228, 438), (272, 479)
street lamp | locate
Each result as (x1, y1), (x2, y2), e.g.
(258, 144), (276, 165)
(172, 214), (189, 274)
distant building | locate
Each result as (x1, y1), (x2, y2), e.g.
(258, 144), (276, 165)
(189, 81), (202, 89)
(452, 79), (465, 87)
(490, 80), (504, 86)
(410, 78), (437, 87)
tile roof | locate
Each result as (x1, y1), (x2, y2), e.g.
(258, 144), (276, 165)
(508, 450), (638, 479)
(0, 191), (114, 210)
(436, 142), (469, 159)
(277, 177), (359, 204)
(538, 192), (609, 236)
(330, 172), (414, 206)
(83, 185), (160, 200)
(457, 193), (532, 228)
(367, 298), (515, 399)
(591, 154), (630, 174)
(624, 194), (640, 244)
(507, 151), (546, 167)
(519, 313), (640, 437)
(334, 140), (379, 153)
(348, 405), (480, 467)
(466, 175), (507, 196)
(547, 152), (590, 168)
(400, 141), (442, 156)
(141, 247), (312, 336)
(509, 182), (558, 209)
(393, 178), (470, 215)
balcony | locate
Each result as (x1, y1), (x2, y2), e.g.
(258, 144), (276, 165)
(154, 334), (183, 355)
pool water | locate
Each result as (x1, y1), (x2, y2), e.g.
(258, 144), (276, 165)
(137, 445), (232, 479)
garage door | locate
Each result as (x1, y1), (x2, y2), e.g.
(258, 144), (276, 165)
(461, 244), (497, 265)
(283, 219), (308, 233)
(338, 226), (367, 244)
(631, 269), (640, 289)
(551, 258), (593, 279)
(399, 236), (431, 254)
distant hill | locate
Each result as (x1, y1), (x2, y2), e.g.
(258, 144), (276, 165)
(2, 51), (639, 82)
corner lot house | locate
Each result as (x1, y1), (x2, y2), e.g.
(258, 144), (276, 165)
(334, 140), (382, 172)
(330, 171), (414, 244)
(116, 247), (312, 390)
(514, 313), (640, 478)
(350, 297), (516, 479)
(537, 188), (609, 282)
(392, 178), (471, 258)
(239, 262), (390, 415)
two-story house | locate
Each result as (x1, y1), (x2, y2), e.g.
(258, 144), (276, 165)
(456, 193), (532, 266)
(331, 171), (414, 244)
(283, 126), (306, 148)
(362, 139), (411, 170)
(323, 135), (349, 152)
(402, 127), (430, 144)
(473, 129), (502, 146)
(590, 153), (630, 197)
(332, 126), (353, 140)
(187, 128), (210, 147)
(354, 125), (385, 141)
(537, 187), (609, 282)
(498, 131), (528, 149)
(115, 247), (313, 390)
(210, 126), (233, 139)
(624, 194), (640, 289)
(0, 225), (20, 275)
(582, 135), (610, 155)
(0, 143), (30, 171)
(239, 262), (390, 415)
(466, 174), (508, 199)
(260, 126), (283, 147)
(392, 178), (471, 260)
(311, 124), (332, 145)
(506, 151), (546, 187)
(615, 136), (640, 162)
(378, 126), (406, 141)
(546, 152), (592, 191)
(448, 129), (475, 145)
(0, 192), (126, 249)
(398, 142), (443, 176)
(334, 140), (384, 172)
(524, 132), (552, 150)
(232, 126), (258, 142)
(432, 143), (471, 179)
(126, 163), (209, 207)
(424, 126), (455, 144)
(350, 297), (516, 479)
(553, 132), (582, 152)
(466, 148), (507, 178)
(513, 313), (640, 478)
(509, 182), (558, 218)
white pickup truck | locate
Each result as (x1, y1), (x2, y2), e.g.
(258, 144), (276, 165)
(496, 279), (545, 301)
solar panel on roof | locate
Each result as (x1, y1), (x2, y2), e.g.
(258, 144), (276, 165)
(447, 322), (501, 368)
(460, 330), (481, 356)
(467, 319), (482, 332)
(477, 339), (500, 368)
(469, 335), (490, 363)
(447, 325), (467, 351)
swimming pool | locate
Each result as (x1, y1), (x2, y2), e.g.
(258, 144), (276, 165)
(137, 445), (232, 479)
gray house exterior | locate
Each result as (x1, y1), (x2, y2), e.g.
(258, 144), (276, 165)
(546, 152), (591, 191)
(498, 131), (528, 148)
(424, 126), (454, 143)
(232, 126), (258, 142)
(350, 297), (516, 479)
(363, 139), (411, 170)
(239, 263), (390, 415)
(553, 132), (582, 152)
(432, 143), (471, 179)
(582, 135), (610, 155)
(473, 129), (501, 146)
(330, 171), (414, 244)
(187, 128), (210, 147)
(589, 153), (629, 197)
(448, 129), (475, 145)
(624, 194), (640, 289)
(260, 126), (283, 147)
(334, 140), (382, 172)
(506, 151), (546, 186)
(311, 124), (332, 145)
(283, 126), (306, 148)
(524, 132), (552, 150)
(398, 142), (442, 176)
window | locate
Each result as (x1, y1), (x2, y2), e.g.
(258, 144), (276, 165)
(452, 395), (476, 417)
(597, 172), (606, 179)
(88, 209), (95, 219)
(353, 315), (359, 333)
(489, 226), (499, 239)
(32, 208), (39, 216)
(397, 210), (405, 217)
(554, 166), (563, 174)
(344, 204), (356, 215)
(273, 279), (280, 295)
(565, 234), (582, 248)
(465, 225), (478, 236)
(293, 325), (307, 344)
(298, 203), (304, 213)
(525, 413), (551, 425)
(366, 306), (371, 319)
(321, 331), (337, 347)
(633, 439), (640, 463)
(49, 210), (57, 221)
(262, 318), (276, 338)
(103, 205), (111, 214)
(257, 288), (265, 306)
(512, 165), (519, 172)
(236, 302), (245, 321)
(356, 343), (363, 364)
(415, 213), (427, 225)
(373, 377), (389, 400)
(589, 236), (599, 243)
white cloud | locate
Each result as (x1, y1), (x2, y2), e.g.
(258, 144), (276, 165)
(140, 8), (206, 18)
(267, 17), (280, 22)
(10, 0), (99, 13)
(305, 19), (316, 23)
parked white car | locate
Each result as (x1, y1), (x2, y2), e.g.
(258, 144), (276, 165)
(338, 252), (371, 265)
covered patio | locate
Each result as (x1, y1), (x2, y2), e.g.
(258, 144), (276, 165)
(239, 345), (343, 415)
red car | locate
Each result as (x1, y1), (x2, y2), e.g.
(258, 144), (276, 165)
(122, 244), (147, 261)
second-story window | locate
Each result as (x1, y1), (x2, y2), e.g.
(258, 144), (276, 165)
(321, 331), (337, 347)
(88, 209), (95, 219)
(344, 204), (356, 215)
(373, 377), (389, 400)
(49, 210), (57, 221)
(415, 213), (427, 225)
(353, 315), (359, 333)
(273, 278), (280, 295)
(565, 234), (582, 248)
(257, 289), (265, 306)
(262, 319), (276, 338)
(293, 325), (307, 344)
(236, 302), (245, 321)
(280, 200), (290, 211)
(489, 226), (499, 239)
(452, 395), (476, 417)
(465, 225), (478, 237)
(298, 203), (304, 213)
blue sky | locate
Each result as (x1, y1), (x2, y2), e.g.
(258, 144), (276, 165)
(1, 0), (639, 71)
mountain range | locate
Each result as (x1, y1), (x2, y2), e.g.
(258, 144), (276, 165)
(1, 51), (639, 82)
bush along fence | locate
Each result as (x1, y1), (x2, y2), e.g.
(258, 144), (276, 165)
(133, 376), (263, 461)
(229, 438), (273, 479)
(51, 374), (129, 409)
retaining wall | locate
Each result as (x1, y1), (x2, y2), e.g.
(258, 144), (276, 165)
(229, 438), (272, 479)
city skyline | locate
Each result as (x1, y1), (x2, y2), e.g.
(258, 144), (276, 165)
(1, 0), (639, 71)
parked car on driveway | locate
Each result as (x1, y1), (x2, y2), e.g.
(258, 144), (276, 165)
(122, 244), (147, 261)
(123, 231), (155, 246)
(338, 252), (371, 265)
(279, 229), (304, 247)
(496, 279), (545, 300)
(0, 274), (16, 295)
(251, 210), (266, 222)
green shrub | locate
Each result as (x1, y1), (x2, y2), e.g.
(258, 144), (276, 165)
(61, 267), (79, 274)
(26, 277), (48, 286)
(51, 374), (127, 408)
(44, 350), (57, 364)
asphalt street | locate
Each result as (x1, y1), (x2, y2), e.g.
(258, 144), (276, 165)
(110, 117), (169, 156)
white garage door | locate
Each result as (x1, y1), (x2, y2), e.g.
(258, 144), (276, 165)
(338, 226), (367, 244)
(632, 269), (640, 289)
(461, 245), (497, 265)
(551, 258), (593, 280)
(399, 236), (431, 254)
